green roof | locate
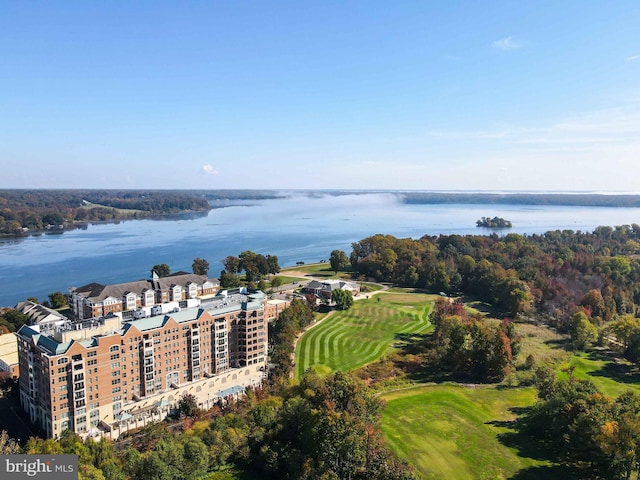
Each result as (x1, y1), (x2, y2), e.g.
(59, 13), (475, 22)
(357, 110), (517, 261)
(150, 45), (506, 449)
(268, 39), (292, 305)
(124, 308), (203, 332)
(17, 325), (72, 355)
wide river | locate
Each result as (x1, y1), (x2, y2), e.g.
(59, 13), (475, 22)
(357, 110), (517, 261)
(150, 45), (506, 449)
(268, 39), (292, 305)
(2, 192), (640, 307)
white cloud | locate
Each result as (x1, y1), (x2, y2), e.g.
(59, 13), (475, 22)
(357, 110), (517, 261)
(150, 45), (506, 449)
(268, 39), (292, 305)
(491, 36), (524, 51)
(626, 55), (640, 62)
(201, 164), (219, 175)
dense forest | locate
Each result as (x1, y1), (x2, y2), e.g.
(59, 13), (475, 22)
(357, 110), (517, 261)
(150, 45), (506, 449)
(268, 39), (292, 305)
(0, 190), (211, 235)
(349, 225), (640, 354)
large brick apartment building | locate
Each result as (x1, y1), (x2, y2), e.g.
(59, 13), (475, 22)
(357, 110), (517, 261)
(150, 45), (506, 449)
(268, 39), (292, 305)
(69, 272), (220, 320)
(16, 289), (288, 439)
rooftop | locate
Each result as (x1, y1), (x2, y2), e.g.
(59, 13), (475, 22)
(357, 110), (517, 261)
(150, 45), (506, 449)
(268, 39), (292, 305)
(70, 272), (220, 302)
(17, 290), (269, 356)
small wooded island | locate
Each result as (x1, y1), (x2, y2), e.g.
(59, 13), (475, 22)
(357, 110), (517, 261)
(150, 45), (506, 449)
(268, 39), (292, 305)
(476, 216), (513, 228)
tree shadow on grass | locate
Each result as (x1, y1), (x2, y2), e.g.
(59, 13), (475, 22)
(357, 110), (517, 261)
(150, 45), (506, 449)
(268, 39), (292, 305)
(390, 332), (457, 383)
(488, 407), (589, 480)
(507, 465), (584, 480)
(491, 406), (564, 463)
(393, 332), (430, 352)
(544, 337), (573, 350)
(497, 429), (560, 463)
(585, 349), (640, 385)
(458, 295), (499, 316)
(306, 272), (333, 278)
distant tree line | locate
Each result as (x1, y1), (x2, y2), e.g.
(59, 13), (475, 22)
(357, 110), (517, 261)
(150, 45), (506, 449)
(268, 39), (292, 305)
(401, 192), (640, 208)
(0, 190), (210, 235)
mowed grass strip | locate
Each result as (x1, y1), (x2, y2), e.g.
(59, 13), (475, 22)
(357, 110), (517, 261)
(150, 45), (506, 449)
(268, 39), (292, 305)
(380, 384), (547, 480)
(295, 293), (433, 378)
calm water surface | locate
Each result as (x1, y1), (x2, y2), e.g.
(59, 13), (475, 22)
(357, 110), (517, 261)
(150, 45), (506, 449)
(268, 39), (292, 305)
(2, 192), (640, 307)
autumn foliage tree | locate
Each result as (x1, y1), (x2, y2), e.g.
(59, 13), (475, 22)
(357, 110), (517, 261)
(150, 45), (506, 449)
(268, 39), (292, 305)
(520, 371), (640, 479)
(429, 299), (516, 382)
(270, 299), (314, 380)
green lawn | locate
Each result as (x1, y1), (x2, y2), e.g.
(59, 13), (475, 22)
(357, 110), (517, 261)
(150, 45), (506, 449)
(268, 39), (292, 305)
(294, 293), (433, 378)
(380, 384), (548, 480)
(79, 200), (144, 215)
(282, 262), (335, 274)
(270, 275), (307, 285)
(558, 350), (640, 398)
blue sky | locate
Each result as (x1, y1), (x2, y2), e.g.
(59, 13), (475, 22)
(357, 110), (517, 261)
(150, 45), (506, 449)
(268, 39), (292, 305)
(1, 1), (639, 191)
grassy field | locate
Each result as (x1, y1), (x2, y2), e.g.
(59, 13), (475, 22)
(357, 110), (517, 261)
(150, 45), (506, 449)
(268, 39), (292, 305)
(513, 322), (571, 369)
(294, 293), (433, 378)
(271, 275), (307, 284)
(380, 384), (548, 480)
(558, 349), (640, 398)
(79, 200), (144, 215)
(292, 288), (640, 478)
(282, 263), (337, 276)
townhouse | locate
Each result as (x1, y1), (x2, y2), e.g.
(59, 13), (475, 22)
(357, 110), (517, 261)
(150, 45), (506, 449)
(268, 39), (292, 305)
(69, 272), (220, 320)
